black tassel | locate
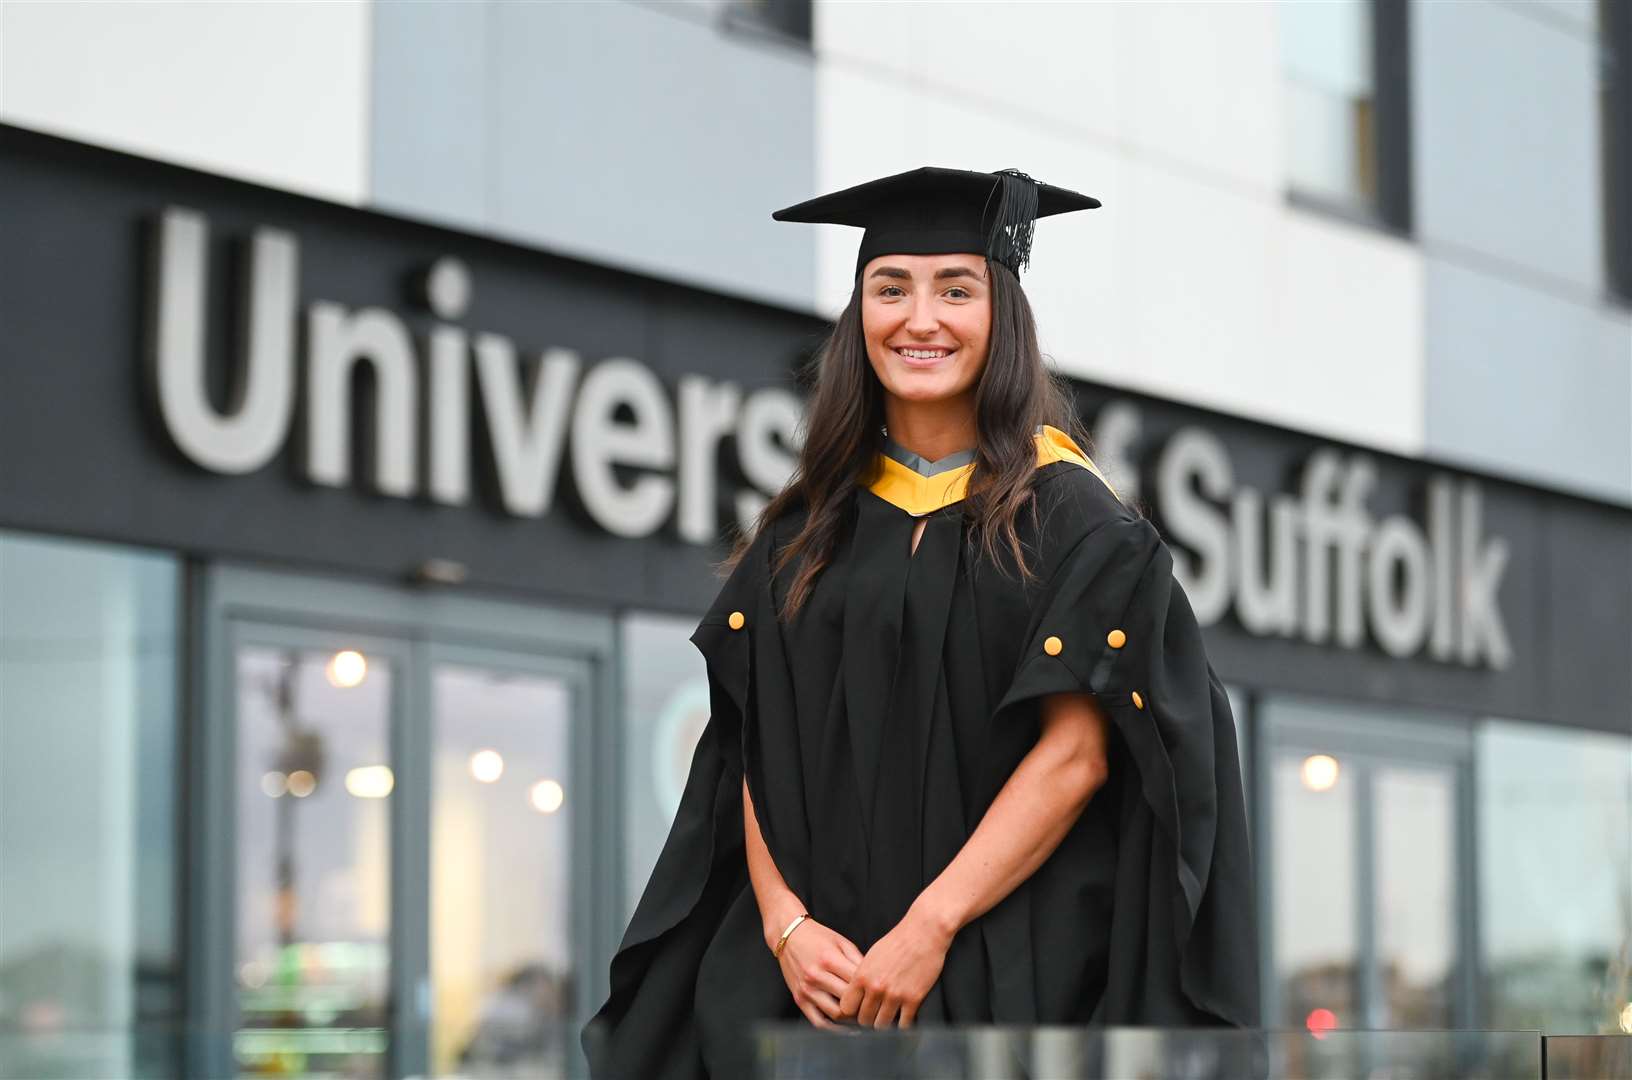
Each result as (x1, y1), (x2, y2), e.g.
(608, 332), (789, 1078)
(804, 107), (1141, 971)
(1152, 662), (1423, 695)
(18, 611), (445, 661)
(984, 167), (1040, 274)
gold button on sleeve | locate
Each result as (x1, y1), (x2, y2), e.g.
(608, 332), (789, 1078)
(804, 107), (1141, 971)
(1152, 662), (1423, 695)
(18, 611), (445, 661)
(1106, 628), (1126, 649)
(1131, 690), (1145, 710)
(728, 610), (745, 630)
(1043, 635), (1063, 656)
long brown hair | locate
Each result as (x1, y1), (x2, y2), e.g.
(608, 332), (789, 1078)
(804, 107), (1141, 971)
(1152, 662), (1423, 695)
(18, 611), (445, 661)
(721, 257), (1098, 622)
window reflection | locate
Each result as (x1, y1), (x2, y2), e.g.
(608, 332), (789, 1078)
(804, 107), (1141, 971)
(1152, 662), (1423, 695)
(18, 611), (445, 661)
(1272, 748), (1360, 1030)
(619, 612), (711, 922)
(235, 646), (392, 1078)
(1281, 0), (1378, 208)
(430, 663), (573, 1079)
(0, 533), (181, 1078)
(1478, 719), (1632, 1033)
(1375, 764), (1455, 1028)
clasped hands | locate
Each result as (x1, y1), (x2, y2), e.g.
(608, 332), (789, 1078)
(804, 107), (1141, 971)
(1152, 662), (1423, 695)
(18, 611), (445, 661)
(774, 902), (952, 1030)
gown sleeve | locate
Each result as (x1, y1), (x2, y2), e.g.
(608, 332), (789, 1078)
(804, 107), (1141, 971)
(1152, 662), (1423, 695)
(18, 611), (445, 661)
(581, 523), (776, 1078)
(991, 512), (1261, 1029)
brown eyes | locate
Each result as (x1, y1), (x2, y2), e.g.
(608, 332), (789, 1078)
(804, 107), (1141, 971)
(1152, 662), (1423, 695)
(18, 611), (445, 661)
(879, 285), (972, 299)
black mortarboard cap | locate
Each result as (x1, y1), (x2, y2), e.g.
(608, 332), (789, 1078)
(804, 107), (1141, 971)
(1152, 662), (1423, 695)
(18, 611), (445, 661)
(771, 165), (1101, 279)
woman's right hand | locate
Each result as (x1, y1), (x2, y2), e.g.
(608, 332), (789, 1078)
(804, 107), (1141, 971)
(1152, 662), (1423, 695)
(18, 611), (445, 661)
(743, 779), (862, 1029)
(775, 917), (865, 1029)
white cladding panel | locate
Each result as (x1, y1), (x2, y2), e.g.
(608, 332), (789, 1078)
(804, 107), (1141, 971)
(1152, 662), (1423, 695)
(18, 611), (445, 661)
(813, 2), (1278, 190)
(0, 0), (371, 205)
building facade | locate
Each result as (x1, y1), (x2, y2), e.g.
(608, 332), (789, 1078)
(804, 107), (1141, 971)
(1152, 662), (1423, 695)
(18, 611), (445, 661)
(1, 2), (1629, 1078)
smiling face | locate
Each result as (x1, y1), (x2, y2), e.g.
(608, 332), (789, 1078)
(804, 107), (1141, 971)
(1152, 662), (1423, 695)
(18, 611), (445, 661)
(859, 252), (993, 419)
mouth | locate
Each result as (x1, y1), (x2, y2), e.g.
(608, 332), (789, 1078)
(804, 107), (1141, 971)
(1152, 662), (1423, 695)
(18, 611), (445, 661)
(893, 346), (958, 367)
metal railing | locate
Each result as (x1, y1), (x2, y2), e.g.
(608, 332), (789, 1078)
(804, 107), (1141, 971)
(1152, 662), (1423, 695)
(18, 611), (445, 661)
(751, 1024), (1632, 1080)
(2, 1023), (1629, 1078)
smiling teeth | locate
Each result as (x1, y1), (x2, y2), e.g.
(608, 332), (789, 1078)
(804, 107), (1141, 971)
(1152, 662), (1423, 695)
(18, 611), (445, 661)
(899, 348), (950, 359)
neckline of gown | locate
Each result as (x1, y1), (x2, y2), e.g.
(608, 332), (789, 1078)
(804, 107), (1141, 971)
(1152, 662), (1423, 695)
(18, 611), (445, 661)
(868, 423), (1101, 516)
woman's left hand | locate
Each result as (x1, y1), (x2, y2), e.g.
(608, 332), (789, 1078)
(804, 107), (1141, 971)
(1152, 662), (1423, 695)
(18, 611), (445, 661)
(837, 904), (953, 1028)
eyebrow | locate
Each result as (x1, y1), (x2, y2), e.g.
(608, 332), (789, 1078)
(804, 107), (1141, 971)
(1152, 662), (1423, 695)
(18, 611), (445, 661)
(867, 265), (984, 282)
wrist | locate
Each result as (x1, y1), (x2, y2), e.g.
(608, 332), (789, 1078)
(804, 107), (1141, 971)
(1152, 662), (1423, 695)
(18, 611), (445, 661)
(909, 888), (964, 945)
(761, 892), (808, 952)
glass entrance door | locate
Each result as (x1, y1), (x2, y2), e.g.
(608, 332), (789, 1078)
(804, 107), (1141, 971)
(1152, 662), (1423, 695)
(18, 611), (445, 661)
(190, 564), (611, 1080)
(425, 647), (576, 1079)
(232, 635), (402, 1078)
(1258, 695), (1477, 1038)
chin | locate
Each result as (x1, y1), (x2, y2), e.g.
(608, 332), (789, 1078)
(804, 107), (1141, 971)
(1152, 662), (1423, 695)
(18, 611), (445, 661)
(886, 379), (963, 404)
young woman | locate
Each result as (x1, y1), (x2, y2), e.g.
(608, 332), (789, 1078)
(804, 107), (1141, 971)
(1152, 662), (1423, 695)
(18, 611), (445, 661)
(583, 167), (1258, 1079)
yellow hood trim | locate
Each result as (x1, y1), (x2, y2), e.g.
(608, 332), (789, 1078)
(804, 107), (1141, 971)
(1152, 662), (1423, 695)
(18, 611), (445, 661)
(867, 423), (1116, 515)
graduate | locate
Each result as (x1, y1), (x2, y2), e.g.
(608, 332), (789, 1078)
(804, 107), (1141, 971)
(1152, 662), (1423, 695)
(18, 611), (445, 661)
(581, 166), (1259, 1078)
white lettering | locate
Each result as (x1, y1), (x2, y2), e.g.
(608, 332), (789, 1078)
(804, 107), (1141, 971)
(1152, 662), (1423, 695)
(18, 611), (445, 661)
(1368, 516), (1433, 657)
(1458, 482), (1513, 669)
(474, 336), (581, 518)
(570, 358), (676, 538)
(306, 302), (418, 496)
(1156, 428), (1233, 624)
(734, 388), (803, 527)
(150, 207), (295, 474)
(676, 376), (742, 544)
(148, 207), (790, 540)
(1428, 477), (1458, 661)
(1102, 410), (1512, 669)
(1232, 488), (1299, 636)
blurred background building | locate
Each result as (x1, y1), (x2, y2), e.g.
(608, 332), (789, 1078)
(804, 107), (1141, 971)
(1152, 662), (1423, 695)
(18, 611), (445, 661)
(1, 1), (1629, 1078)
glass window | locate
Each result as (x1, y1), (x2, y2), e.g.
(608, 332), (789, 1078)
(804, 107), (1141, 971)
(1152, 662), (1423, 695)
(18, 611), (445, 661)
(680, 0), (810, 43)
(1270, 745), (1361, 1029)
(1262, 695), (1471, 1038)
(1374, 763), (1456, 1028)
(1601, 0), (1632, 300)
(1281, 0), (1379, 211)
(619, 612), (712, 922)
(1477, 718), (1632, 1033)
(0, 532), (181, 1077)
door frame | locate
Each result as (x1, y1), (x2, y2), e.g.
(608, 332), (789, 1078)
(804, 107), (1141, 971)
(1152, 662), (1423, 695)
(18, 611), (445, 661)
(1253, 692), (1480, 1034)
(185, 560), (616, 1079)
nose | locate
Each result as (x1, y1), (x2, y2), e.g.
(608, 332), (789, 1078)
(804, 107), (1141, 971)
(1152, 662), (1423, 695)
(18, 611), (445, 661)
(903, 295), (940, 338)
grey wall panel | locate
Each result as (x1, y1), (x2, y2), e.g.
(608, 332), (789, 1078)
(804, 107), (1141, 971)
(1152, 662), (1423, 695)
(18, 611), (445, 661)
(1412, 0), (1604, 293)
(487, 2), (815, 308)
(1424, 257), (1632, 504)
(369, 0), (490, 226)
(370, 0), (815, 310)
(1521, 0), (1598, 31)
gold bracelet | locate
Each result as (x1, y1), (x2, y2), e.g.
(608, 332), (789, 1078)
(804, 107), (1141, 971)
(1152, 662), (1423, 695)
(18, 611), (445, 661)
(772, 912), (810, 958)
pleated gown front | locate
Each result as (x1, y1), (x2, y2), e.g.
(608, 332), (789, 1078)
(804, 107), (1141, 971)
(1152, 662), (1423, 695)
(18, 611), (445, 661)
(584, 426), (1261, 1080)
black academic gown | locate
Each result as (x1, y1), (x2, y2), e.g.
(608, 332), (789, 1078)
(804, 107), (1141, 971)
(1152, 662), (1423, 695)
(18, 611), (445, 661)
(581, 451), (1260, 1080)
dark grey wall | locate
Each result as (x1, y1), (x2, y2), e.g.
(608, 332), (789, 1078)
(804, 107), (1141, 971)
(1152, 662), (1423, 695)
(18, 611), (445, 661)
(0, 125), (825, 618)
(4, 124), (1629, 736)
(1069, 383), (1632, 737)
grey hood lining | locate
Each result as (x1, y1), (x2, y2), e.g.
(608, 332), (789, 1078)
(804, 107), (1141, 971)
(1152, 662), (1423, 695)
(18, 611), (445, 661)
(880, 424), (1044, 477)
